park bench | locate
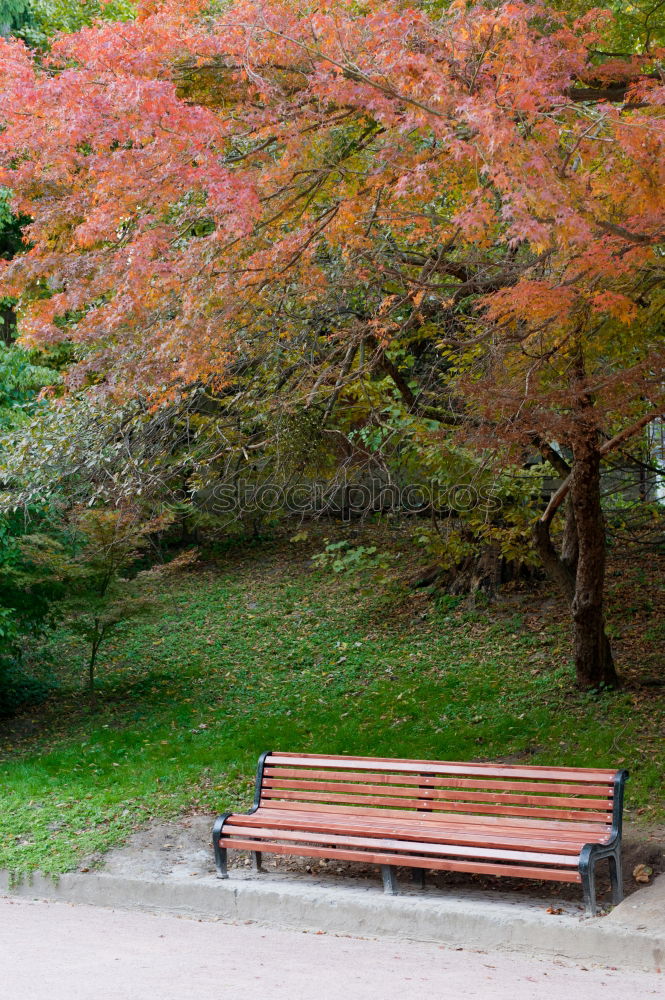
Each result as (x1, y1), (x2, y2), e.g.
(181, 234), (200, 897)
(212, 752), (628, 915)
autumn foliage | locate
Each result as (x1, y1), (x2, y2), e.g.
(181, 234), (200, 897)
(0, 0), (664, 686)
(0, 1), (659, 392)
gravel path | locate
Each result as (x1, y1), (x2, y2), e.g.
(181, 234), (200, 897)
(1, 897), (661, 999)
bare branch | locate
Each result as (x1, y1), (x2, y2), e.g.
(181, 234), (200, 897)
(539, 407), (665, 525)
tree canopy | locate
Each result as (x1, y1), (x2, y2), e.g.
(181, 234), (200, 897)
(0, 0), (663, 687)
(0, 2), (661, 411)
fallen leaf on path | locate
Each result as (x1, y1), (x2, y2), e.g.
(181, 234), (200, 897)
(632, 864), (653, 883)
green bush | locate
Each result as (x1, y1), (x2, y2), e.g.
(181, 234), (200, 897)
(0, 654), (52, 717)
(0, 607), (52, 716)
(0, 513), (71, 716)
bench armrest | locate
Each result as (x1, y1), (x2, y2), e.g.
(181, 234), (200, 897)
(610, 768), (629, 842)
(249, 750), (272, 814)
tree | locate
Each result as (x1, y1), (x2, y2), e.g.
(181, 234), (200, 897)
(67, 506), (171, 697)
(0, 0), (663, 687)
(68, 588), (153, 700)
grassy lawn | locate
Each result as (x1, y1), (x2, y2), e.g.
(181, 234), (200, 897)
(1, 532), (664, 879)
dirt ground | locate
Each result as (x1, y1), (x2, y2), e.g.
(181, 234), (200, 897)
(94, 813), (665, 913)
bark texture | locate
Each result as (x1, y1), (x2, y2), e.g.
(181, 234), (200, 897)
(534, 440), (618, 689)
(568, 437), (617, 688)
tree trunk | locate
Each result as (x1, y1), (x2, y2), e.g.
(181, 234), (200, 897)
(569, 436), (617, 689)
(533, 339), (619, 690)
(410, 539), (534, 597)
(534, 445), (618, 689)
(0, 303), (16, 346)
(87, 620), (103, 701)
(533, 506), (575, 604)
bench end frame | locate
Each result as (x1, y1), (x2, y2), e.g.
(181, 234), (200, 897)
(579, 768), (629, 916)
(212, 750), (272, 879)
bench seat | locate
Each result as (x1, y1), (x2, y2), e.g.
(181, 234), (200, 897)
(213, 752), (628, 914)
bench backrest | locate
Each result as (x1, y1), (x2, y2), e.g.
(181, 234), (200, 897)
(258, 752), (625, 835)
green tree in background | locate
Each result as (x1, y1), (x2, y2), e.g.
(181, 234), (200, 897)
(0, 0), (134, 45)
(549, 1), (665, 52)
(0, 1), (30, 38)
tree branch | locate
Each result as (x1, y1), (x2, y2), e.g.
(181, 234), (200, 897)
(539, 408), (665, 526)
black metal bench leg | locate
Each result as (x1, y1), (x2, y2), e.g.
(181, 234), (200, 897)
(608, 851), (623, 904)
(214, 843), (228, 879)
(252, 851), (263, 873)
(411, 868), (425, 890)
(212, 813), (230, 879)
(381, 865), (398, 895)
(580, 847), (597, 916)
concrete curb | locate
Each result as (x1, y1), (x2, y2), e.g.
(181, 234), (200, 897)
(2, 868), (663, 972)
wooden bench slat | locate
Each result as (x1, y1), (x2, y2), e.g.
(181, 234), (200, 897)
(260, 799), (611, 832)
(221, 825), (579, 866)
(261, 787), (612, 822)
(263, 767), (614, 797)
(221, 838), (583, 883)
(268, 754), (618, 781)
(228, 811), (587, 853)
(253, 806), (609, 844)
(263, 778), (610, 810)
